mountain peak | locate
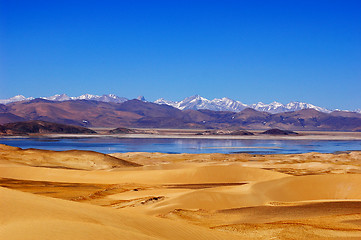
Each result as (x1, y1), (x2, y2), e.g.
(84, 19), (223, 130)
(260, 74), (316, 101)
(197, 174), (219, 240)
(137, 96), (146, 102)
(155, 96), (333, 114)
(42, 94), (70, 101)
(0, 95), (34, 104)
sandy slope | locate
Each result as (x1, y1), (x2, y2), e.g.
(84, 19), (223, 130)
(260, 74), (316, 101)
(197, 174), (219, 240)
(1, 147), (361, 239)
(0, 144), (140, 170)
(138, 174), (361, 214)
(0, 187), (240, 240)
(111, 151), (361, 175)
(0, 163), (287, 184)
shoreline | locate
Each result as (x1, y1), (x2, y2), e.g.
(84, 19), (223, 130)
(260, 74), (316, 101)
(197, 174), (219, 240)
(2, 132), (361, 141)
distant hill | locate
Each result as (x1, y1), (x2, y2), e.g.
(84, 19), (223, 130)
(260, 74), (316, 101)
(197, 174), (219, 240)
(261, 129), (298, 135)
(1, 99), (361, 131)
(0, 120), (96, 135)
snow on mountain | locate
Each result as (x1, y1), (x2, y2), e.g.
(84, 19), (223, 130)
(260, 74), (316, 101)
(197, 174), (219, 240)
(42, 94), (71, 101)
(71, 94), (128, 103)
(71, 93), (128, 103)
(154, 96), (331, 113)
(285, 102), (331, 113)
(72, 94), (101, 101)
(211, 97), (248, 112)
(250, 101), (331, 114)
(0, 95), (34, 104)
(154, 98), (178, 108)
(0, 94), (127, 104)
(250, 101), (285, 113)
(154, 95), (248, 111)
(98, 94), (128, 103)
(136, 96), (147, 102)
(177, 95), (214, 110)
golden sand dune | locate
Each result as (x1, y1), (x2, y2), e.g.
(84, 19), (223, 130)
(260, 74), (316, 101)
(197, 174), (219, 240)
(164, 201), (361, 225)
(162, 201), (361, 240)
(137, 174), (361, 215)
(1, 146), (361, 239)
(251, 174), (361, 202)
(0, 144), (140, 170)
(0, 187), (240, 240)
(0, 163), (287, 184)
(112, 151), (361, 175)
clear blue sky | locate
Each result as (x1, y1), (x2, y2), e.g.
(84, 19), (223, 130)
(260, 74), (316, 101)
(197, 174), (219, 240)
(1, 0), (360, 109)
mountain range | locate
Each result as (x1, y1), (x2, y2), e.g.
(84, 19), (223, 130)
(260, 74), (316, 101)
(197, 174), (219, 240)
(2, 94), (359, 114)
(154, 95), (333, 114)
(0, 97), (361, 131)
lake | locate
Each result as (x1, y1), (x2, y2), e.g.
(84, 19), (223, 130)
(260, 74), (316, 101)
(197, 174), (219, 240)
(1, 137), (361, 154)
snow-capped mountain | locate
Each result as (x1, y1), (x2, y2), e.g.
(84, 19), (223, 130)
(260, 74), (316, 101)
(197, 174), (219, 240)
(178, 95), (215, 110)
(42, 94), (71, 101)
(155, 95), (332, 113)
(0, 94), (127, 104)
(285, 102), (331, 113)
(155, 95), (248, 112)
(42, 94), (128, 103)
(95, 94), (128, 103)
(250, 101), (331, 114)
(154, 98), (178, 107)
(212, 97), (248, 112)
(73, 94), (127, 103)
(136, 96), (147, 102)
(73, 93), (100, 101)
(0, 94), (357, 114)
(0, 95), (34, 104)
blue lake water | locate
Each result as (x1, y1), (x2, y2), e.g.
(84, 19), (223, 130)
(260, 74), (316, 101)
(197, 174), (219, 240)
(1, 137), (361, 154)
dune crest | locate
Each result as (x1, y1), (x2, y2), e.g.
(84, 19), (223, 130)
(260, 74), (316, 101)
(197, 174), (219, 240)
(0, 144), (140, 170)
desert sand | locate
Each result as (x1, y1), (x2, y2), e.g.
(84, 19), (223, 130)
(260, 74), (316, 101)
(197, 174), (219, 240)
(1, 143), (361, 239)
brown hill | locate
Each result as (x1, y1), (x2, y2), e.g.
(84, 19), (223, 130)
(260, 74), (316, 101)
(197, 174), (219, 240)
(109, 127), (138, 134)
(329, 110), (361, 118)
(261, 128), (298, 135)
(6, 99), (143, 127)
(117, 99), (183, 118)
(269, 109), (361, 131)
(0, 112), (25, 124)
(5, 99), (200, 128)
(1, 120), (96, 135)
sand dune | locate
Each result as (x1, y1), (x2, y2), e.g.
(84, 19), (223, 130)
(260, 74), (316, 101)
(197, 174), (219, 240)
(0, 144), (140, 170)
(0, 163), (287, 184)
(1, 146), (361, 239)
(0, 187), (240, 240)
(142, 174), (361, 215)
(251, 174), (361, 202)
(111, 151), (361, 175)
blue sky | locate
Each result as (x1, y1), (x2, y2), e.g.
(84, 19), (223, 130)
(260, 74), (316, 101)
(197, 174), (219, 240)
(1, 0), (360, 110)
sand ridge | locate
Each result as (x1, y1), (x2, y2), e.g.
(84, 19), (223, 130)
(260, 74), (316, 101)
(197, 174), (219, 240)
(0, 144), (140, 170)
